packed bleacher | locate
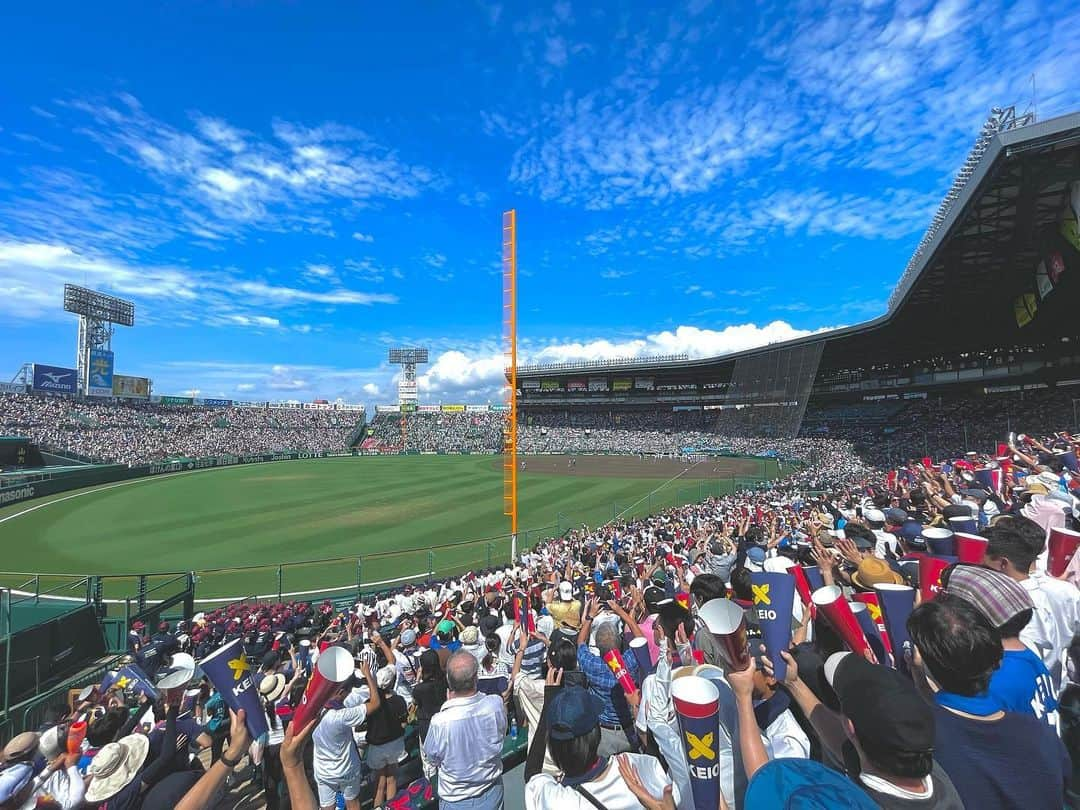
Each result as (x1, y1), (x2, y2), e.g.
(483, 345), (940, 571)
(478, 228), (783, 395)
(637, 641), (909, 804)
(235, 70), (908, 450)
(361, 412), (503, 454)
(0, 393), (363, 466)
(7, 416), (1079, 810)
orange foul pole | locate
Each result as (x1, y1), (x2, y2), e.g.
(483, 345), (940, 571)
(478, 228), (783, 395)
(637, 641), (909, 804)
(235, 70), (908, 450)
(502, 210), (518, 554)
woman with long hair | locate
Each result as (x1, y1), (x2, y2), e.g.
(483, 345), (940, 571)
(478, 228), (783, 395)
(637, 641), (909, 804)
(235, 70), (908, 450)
(410, 649), (446, 780)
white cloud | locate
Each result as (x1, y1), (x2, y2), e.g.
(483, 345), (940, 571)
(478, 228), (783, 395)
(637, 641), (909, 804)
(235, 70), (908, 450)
(413, 320), (833, 402)
(236, 383), (256, 392)
(352, 231), (375, 242)
(223, 314), (281, 328)
(304, 263), (335, 279)
(57, 93), (435, 239)
(424, 252), (447, 268)
(600, 269), (632, 279)
(362, 382), (381, 397)
(0, 239), (397, 323)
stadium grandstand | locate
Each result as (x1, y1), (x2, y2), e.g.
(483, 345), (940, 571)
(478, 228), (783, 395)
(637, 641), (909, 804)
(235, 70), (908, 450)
(0, 108), (1078, 810)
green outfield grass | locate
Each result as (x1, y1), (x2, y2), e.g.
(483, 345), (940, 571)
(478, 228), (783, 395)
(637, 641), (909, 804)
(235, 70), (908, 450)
(0, 454), (770, 604)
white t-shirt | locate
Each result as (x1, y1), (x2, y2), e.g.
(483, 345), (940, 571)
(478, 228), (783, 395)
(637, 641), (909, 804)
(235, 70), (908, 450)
(312, 694), (368, 783)
(1021, 573), (1080, 692)
(525, 753), (678, 810)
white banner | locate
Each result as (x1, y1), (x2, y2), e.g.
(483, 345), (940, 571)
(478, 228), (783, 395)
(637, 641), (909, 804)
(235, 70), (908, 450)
(0, 382), (25, 394)
(465, 404), (489, 412)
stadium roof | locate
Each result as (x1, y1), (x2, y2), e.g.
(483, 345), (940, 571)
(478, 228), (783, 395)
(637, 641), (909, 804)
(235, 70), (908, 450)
(520, 110), (1080, 379)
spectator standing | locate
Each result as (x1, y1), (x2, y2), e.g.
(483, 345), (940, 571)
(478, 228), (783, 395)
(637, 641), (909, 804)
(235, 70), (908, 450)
(907, 598), (1069, 809)
(423, 651), (507, 809)
(577, 599), (642, 756)
(366, 666), (408, 810)
(312, 661), (379, 810)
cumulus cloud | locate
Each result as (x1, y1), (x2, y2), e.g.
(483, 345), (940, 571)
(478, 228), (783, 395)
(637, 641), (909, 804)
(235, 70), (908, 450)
(413, 321), (831, 402)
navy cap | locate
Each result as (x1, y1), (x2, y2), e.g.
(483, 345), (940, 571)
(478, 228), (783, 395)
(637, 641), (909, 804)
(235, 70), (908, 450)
(899, 521), (925, 546)
(884, 508), (907, 525)
(747, 546), (767, 564)
(547, 686), (604, 740)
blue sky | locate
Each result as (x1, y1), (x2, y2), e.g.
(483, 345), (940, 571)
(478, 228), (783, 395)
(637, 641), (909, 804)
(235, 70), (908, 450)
(1, 0), (1078, 407)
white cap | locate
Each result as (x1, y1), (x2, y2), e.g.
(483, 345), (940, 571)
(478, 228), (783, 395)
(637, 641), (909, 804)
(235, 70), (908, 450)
(864, 508), (886, 524)
(558, 581), (573, 601)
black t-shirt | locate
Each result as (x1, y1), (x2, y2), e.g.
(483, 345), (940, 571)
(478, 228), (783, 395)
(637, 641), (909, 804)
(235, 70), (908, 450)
(411, 679), (447, 741)
(932, 704), (1069, 810)
(366, 693), (407, 746)
(857, 762), (965, 809)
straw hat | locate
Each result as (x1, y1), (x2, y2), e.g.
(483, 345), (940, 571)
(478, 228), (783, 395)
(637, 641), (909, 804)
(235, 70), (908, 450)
(851, 557), (903, 589)
(259, 673), (288, 703)
(85, 735), (150, 803)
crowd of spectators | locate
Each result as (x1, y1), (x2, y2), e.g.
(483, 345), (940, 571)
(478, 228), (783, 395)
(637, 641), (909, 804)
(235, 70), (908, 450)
(362, 413), (504, 454)
(0, 393), (363, 466)
(6, 418), (1079, 809)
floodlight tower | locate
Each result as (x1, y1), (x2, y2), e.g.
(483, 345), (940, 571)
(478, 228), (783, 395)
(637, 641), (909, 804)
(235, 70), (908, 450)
(63, 284), (135, 396)
(388, 347), (428, 449)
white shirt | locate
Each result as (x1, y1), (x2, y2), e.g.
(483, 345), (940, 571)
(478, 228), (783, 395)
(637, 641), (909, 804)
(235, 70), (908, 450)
(312, 693), (368, 783)
(763, 708), (811, 760)
(525, 753), (678, 810)
(1021, 573), (1080, 692)
(423, 692), (506, 801)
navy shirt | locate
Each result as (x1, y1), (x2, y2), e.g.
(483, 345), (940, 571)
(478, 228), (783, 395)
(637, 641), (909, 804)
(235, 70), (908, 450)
(932, 703), (1069, 810)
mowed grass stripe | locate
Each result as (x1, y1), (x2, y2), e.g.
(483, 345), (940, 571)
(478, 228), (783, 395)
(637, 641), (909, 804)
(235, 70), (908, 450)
(0, 456), (753, 599)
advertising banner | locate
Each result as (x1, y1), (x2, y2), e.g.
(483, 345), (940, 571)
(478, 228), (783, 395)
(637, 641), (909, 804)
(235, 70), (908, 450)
(465, 404), (489, 412)
(441, 404), (465, 412)
(160, 395), (194, 405)
(87, 349), (114, 397)
(400, 403), (417, 413)
(521, 379), (541, 390)
(490, 404), (510, 411)
(112, 374), (150, 398)
(375, 405), (400, 413)
(418, 404), (440, 413)
(540, 379), (562, 391)
(567, 378), (587, 391)
(0, 382), (25, 394)
(634, 377), (655, 390)
(612, 378), (632, 392)
(588, 378), (608, 392)
(201, 398), (232, 407)
(32, 364), (78, 395)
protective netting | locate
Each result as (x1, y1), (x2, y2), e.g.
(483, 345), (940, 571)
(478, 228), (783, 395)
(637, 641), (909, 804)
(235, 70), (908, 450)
(712, 341), (825, 438)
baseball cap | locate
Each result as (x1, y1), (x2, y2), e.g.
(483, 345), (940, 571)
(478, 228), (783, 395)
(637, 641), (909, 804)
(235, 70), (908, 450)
(547, 686), (604, 740)
(941, 565), (1033, 629)
(941, 504), (973, 520)
(863, 508), (885, 525)
(825, 652), (934, 760)
(436, 619), (455, 636)
(376, 665), (397, 691)
(558, 581), (573, 601)
(747, 546), (767, 564)
(884, 508), (907, 525)
(399, 628), (417, 647)
(460, 626), (479, 644)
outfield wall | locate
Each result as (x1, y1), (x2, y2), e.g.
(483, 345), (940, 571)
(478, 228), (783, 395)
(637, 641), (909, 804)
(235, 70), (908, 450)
(0, 450), (351, 507)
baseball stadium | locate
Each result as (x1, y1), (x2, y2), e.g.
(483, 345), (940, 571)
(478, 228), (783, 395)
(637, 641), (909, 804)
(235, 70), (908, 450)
(1, 104), (1079, 809)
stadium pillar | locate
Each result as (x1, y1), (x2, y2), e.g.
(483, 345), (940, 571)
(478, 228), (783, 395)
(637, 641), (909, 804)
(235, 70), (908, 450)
(356, 558), (363, 604)
(137, 576), (147, 612)
(277, 566), (283, 603)
(510, 534), (517, 563)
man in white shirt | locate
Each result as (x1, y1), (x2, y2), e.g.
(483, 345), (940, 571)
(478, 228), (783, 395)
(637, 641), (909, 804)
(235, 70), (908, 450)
(312, 661), (380, 810)
(423, 651), (507, 808)
(986, 520), (1080, 692)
